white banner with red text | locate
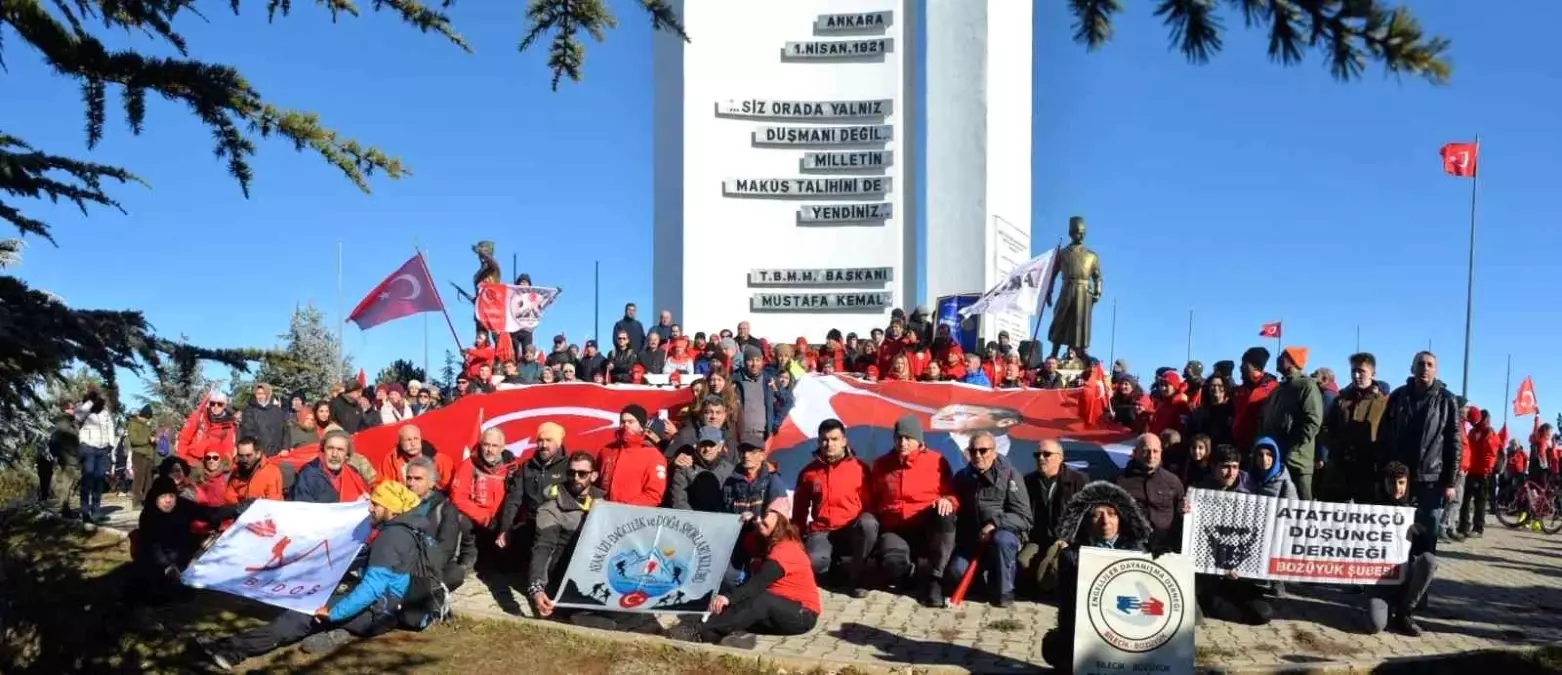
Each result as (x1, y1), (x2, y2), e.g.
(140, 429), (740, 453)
(182, 499), (373, 613)
(1181, 489), (1418, 585)
(552, 502), (743, 614)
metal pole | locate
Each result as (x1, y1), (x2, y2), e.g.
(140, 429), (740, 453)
(336, 239), (345, 378)
(413, 251), (465, 351)
(1503, 353), (1512, 430)
(1460, 134), (1481, 399)
(1107, 299), (1118, 368)
(416, 239), (428, 378)
(1186, 310), (1193, 362)
(593, 260), (601, 343)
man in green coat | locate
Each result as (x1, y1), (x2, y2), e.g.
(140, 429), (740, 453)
(127, 405), (157, 508)
(1260, 346), (1324, 500)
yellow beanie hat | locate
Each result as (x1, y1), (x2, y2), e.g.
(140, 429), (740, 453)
(370, 480), (422, 516)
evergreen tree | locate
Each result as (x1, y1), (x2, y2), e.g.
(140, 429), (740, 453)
(430, 350), (460, 395)
(135, 344), (219, 432)
(254, 304), (353, 403)
(376, 359), (428, 388)
(0, 368), (103, 466)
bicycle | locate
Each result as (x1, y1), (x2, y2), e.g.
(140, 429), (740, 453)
(1493, 475), (1562, 533)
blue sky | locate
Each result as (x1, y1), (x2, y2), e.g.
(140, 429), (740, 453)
(10, 2), (1560, 426)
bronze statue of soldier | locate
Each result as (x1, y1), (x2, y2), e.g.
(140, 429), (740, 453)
(1046, 216), (1103, 364)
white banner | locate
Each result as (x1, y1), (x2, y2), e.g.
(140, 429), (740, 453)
(552, 502), (743, 614)
(476, 283), (560, 333)
(182, 499), (372, 613)
(1073, 548), (1196, 675)
(959, 247), (1058, 319)
(1181, 489), (1417, 584)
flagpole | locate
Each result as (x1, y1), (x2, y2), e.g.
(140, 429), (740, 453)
(1503, 353), (1511, 430)
(414, 248), (465, 352)
(1276, 317), (1283, 355)
(336, 239), (345, 379)
(415, 238), (428, 378)
(1186, 310), (1194, 363)
(1107, 299), (1117, 369)
(1460, 134), (1481, 399)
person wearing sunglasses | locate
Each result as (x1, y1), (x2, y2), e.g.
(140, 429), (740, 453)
(177, 390), (237, 468)
(526, 451), (605, 622)
(1017, 439), (1088, 599)
(947, 431), (1033, 608)
(189, 450), (231, 508)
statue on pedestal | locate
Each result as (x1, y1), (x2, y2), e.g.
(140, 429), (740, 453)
(1046, 216), (1103, 363)
(469, 240), (501, 337)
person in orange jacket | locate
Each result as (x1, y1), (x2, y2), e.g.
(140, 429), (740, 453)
(224, 437), (286, 505)
(865, 415), (959, 608)
(597, 405), (668, 507)
(178, 391), (238, 466)
(451, 427), (515, 570)
(792, 418), (875, 596)
(1458, 408), (1500, 537)
(377, 424), (455, 491)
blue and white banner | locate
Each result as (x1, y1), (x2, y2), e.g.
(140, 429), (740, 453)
(553, 502), (744, 614)
(182, 499), (373, 614)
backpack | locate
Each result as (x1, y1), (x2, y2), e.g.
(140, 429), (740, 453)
(155, 431), (171, 458)
(390, 519), (450, 630)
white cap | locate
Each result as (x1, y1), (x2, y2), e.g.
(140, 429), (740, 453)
(407, 380), (422, 390)
(209, 390), (229, 404)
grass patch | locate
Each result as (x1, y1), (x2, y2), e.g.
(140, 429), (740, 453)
(0, 507), (910, 674)
(1289, 626), (1362, 657)
(985, 618), (1026, 633)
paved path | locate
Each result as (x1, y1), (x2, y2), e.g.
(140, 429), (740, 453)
(92, 496), (1562, 672)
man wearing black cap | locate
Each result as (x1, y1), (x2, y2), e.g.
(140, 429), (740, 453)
(1232, 347), (1279, 450)
(732, 345), (776, 447)
(545, 333), (575, 370)
(598, 404), (667, 507)
(1182, 361), (1206, 407)
(578, 339), (608, 383)
(865, 415), (959, 607)
(667, 426), (736, 511)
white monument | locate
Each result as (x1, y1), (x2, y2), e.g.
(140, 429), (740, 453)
(652, 0), (1031, 341)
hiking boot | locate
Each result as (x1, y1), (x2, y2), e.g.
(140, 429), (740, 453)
(848, 587), (870, 599)
(994, 593), (1015, 609)
(718, 632), (759, 650)
(300, 629), (352, 655)
(921, 579), (947, 609)
(1391, 615), (1423, 637)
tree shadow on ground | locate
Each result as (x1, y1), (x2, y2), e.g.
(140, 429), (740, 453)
(473, 568), (525, 616)
(829, 621), (1038, 672)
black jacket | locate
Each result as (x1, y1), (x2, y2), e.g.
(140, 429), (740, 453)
(1024, 466), (1088, 544)
(1115, 460), (1186, 543)
(136, 498), (236, 570)
(667, 452), (736, 512)
(527, 486), (603, 597)
(613, 317), (647, 352)
(639, 348), (667, 375)
(329, 394), (364, 434)
(1380, 378), (1462, 489)
(578, 353), (608, 382)
(497, 450), (569, 533)
(607, 349), (639, 383)
(239, 399), (290, 456)
(952, 457), (1033, 542)
(415, 490), (461, 571)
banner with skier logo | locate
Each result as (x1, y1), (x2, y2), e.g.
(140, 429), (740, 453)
(182, 499), (373, 613)
(552, 502), (743, 614)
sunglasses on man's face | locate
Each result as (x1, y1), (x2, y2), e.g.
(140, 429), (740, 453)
(204, 455), (221, 461)
(970, 446), (997, 455)
(569, 469), (594, 478)
(1035, 451), (1060, 459)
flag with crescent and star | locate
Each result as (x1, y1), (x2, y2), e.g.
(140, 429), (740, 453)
(346, 253), (445, 330)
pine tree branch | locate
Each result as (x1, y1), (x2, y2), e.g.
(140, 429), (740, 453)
(519, 0), (687, 90)
(0, 133), (142, 243)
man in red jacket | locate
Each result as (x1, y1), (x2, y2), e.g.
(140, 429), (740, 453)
(1458, 408), (1500, 538)
(598, 404), (668, 507)
(792, 418), (876, 598)
(866, 415), (959, 608)
(1232, 347), (1279, 450)
(451, 427), (514, 571)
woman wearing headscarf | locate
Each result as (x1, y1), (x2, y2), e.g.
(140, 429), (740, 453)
(130, 476), (237, 604)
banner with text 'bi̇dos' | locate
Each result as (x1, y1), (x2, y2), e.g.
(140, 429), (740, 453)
(183, 499), (373, 613)
(1181, 489), (1418, 585)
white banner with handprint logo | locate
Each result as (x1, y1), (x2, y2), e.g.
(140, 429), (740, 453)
(552, 503), (743, 614)
(1181, 489), (1417, 584)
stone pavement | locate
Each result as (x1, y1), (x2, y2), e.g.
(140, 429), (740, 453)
(91, 495), (1562, 672)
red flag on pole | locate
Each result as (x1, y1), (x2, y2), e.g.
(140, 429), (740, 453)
(1439, 142), (1478, 178)
(346, 254), (445, 330)
(1514, 376), (1539, 416)
(356, 369), (368, 389)
(1258, 322), (1282, 339)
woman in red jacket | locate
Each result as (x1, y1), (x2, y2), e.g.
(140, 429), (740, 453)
(685, 496), (820, 649)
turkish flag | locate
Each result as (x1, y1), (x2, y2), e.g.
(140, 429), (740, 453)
(1258, 321), (1282, 339)
(1440, 142), (1478, 178)
(1514, 376), (1539, 416)
(346, 254), (444, 330)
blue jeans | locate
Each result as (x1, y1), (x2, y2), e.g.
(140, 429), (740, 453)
(1412, 481), (1446, 554)
(79, 444), (110, 514)
(947, 530), (1021, 596)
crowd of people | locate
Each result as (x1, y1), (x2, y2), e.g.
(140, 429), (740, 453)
(32, 300), (1562, 672)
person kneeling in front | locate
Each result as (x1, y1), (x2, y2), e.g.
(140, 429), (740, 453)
(1185, 445), (1274, 626)
(527, 451), (616, 629)
(1366, 461), (1437, 636)
(1040, 481), (1153, 670)
(674, 496), (820, 649)
(201, 482), (432, 670)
